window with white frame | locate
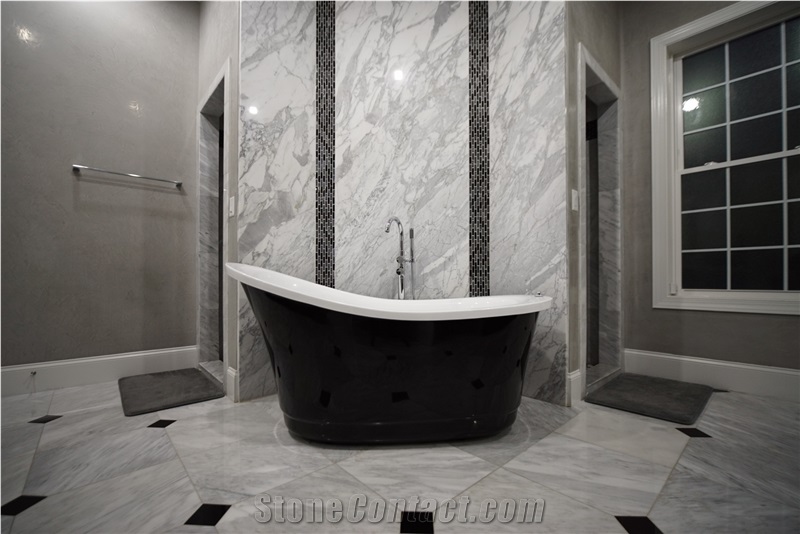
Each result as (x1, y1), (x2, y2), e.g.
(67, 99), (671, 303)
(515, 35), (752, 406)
(651, 2), (800, 315)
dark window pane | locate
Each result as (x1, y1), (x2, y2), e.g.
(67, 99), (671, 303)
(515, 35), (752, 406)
(684, 127), (726, 168)
(788, 63), (800, 108)
(790, 156), (800, 199)
(683, 251), (727, 289)
(730, 114), (782, 160)
(683, 45), (725, 93)
(683, 87), (726, 132)
(682, 210), (727, 250)
(731, 204), (783, 247)
(729, 24), (781, 79)
(682, 169), (726, 210)
(730, 70), (781, 121)
(789, 248), (800, 290)
(730, 159), (783, 205)
(731, 249), (784, 290)
(790, 202), (800, 245)
(789, 109), (800, 151)
(788, 17), (800, 63)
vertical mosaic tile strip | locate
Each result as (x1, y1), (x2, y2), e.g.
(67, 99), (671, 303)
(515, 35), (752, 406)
(316, 0), (336, 288)
(469, 1), (490, 297)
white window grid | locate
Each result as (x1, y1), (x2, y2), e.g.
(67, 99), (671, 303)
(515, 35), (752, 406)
(674, 19), (799, 293)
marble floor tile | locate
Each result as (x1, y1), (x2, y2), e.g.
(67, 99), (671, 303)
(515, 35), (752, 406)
(451, 397), (579, 466)
(11, 460), (202, 533)
(436, 468), (626, 533)
(158, 395), (236, 420)
(24, 426), (176, 495)
(1, 423), (42, 461)
(164, 525), (220, 534)
(166, 400), (282, 457)
(555, 407), (689, 467)
(338, 444), (497, 506)
(505, 433), (672, 516)
(216, 464), (393, 533)
(1, 516), (12, 534)
(271, 419), (365, 464)
(1, 391), (53, 426)
(649, 464), (800, 533)
(679, 432), (800, 509)
(696, 392), (800, 459)
(36, 406), (159, 451)
(48, 381), (122, 415)
(1, 451), (34, 505)
(180, 434), (332, 504)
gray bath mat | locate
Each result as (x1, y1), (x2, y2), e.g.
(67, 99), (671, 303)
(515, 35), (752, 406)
(119, 368), (223, 416)
(585, 373), (713, 425)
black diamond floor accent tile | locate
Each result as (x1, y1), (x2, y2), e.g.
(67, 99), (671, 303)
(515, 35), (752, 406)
(185, 504), (230, 526)
(400, 510), (434, 533)
(616, 516), (663, 534)
(677, 427), (712, 438)
(1, 495), (47, 516)
(148, 419), (176, 428)
(28, 415), (61, 424)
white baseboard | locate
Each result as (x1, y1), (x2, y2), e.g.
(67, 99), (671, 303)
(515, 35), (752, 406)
(567, 369), (583, 407)
(2, 346), (198, 397)
(624, 349), (800, 402)
(226, 366), (238, 402)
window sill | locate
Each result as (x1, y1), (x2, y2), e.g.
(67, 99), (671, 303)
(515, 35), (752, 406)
(653, 286), (800, 315)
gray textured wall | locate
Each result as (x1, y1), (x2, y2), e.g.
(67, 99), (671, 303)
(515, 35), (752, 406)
(565, 1), (622, 373)
(620, 1), (800, 368)
(198, 1), (240, 371)
(1, 2), (199, 366)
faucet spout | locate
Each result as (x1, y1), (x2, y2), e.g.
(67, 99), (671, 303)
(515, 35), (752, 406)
(385, 216), (404, 259)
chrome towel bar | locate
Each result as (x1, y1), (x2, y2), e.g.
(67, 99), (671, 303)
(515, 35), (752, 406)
(72, 164), (182, 189)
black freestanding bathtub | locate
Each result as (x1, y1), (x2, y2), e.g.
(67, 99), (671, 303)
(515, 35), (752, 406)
(227, 263), (552, 444)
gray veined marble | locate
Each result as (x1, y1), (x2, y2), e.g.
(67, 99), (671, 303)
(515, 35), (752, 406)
(488, 1), (568, 405)
(649, 464), (800, 534)
(505, 433), (672, 516)
(450, 396), (578, 466)
(437, 468), (626, 533)
(678, 392), (800, 509)
(24, 425), (177, 495)
(335, 1), (470, 300)
(1, 422), (42, 461)
(48, 380), (122, 415)
(11, 460), (202, 534)
(216, 464), (390, 533)
(238, 1), (316, 401)
(1, 391), (53, 426)
(1, 451), (34, 506)
(337, 444), (496, 507)
(36, 406), (159, 452)
(179, 433), (332, 504)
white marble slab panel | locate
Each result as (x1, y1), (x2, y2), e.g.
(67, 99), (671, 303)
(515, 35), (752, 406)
(12, 460), (201, 534)
(216, 464), (391, 533)
(180, 434), (332, 504)
(24, 426), (176, 495)
(335, 1), (470, 300)
(1, 391), (53, 426)
(649, 464), (800, 534)
(338, 444), (496, 507)
(1, 422), (42, 461)
(1, 451), (34, 506)
(48, 380), (122, 415)
(555, 407), (689, 467)
(437, 468), (626, 533)
(488, 1), (568, 404)
(238, 1), (316, 401)
(505, 433), (671, 516)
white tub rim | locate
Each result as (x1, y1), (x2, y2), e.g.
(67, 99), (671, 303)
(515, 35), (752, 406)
(226, 262), (552, 321)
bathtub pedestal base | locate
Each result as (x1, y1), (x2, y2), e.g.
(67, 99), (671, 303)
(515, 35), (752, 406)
(284, 410), (518, 444)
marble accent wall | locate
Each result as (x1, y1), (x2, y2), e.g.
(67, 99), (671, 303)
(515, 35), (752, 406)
(335, 1), (470, 300)
(197, 104), (221, 363)
(489, 1), (568, 404)
(238, 2), (316, 400)
(597, 102), (621, 371)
